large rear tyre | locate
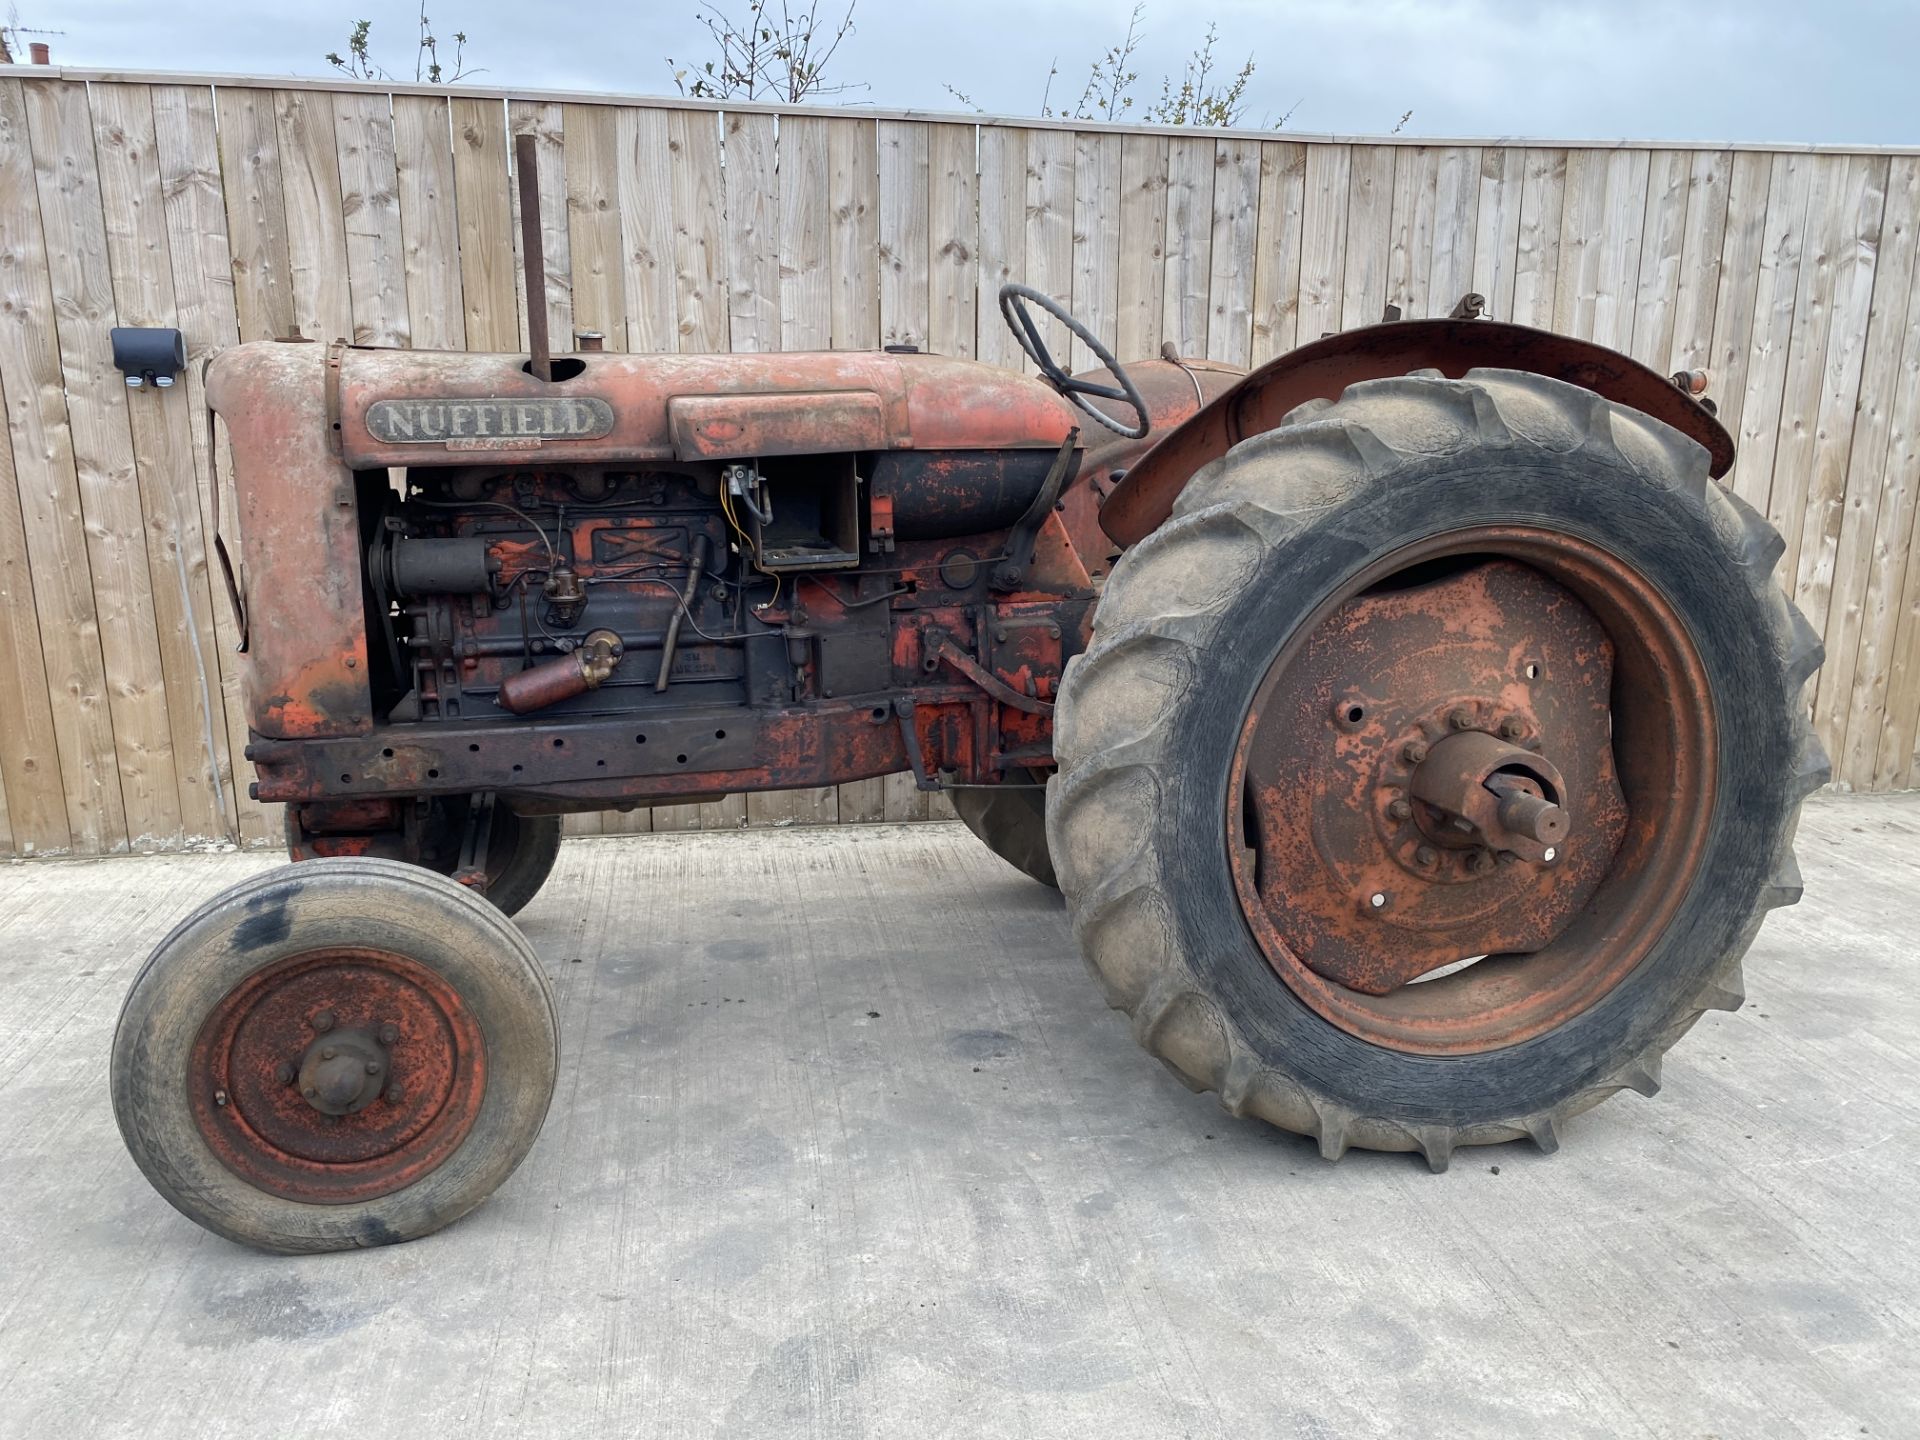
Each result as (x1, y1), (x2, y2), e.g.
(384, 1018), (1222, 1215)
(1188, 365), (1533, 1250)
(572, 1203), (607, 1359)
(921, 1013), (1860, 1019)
(112, 858), (559, 1252)
(1048, 369), (1828, 1170)
(951, 771), (1058, 888)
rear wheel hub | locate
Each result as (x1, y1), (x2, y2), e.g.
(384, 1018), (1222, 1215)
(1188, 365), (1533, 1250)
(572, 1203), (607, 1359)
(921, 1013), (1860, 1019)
(1227, 534), (1715, 1055)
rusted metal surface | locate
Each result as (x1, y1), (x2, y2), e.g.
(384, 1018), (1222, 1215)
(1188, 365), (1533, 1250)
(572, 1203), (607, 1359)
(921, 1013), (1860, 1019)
(289, 344), (1080, 468)
(514, 133), (552, 384)
(1099, 318), (1738, 546)
(497, 629), (624, 715)
(206, 343), (372, 739)
(188, 947), (486, 1204)
(1226, 532), (1717, 1055)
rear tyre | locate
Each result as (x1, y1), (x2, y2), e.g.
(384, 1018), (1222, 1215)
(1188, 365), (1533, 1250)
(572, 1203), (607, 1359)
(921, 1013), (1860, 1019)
(951, 770), (1058, 888)
(112, 857), (559, 1252)
(1048, 369), (1827, 1170)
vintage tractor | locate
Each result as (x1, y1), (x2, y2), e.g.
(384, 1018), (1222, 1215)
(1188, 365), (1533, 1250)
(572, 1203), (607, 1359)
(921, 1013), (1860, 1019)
(112, 139), (1826, 1252)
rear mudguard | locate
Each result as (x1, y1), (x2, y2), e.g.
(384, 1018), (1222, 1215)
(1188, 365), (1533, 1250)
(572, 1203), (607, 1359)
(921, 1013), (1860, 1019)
(1098, 318), (1734, 547)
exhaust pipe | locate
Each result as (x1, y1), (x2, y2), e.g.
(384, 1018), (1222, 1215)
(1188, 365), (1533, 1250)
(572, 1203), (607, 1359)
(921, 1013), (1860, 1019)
(513, 132), (553, 383)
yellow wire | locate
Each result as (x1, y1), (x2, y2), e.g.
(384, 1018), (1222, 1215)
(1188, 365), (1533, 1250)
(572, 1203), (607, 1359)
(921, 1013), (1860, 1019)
(718, 474), (781, 612)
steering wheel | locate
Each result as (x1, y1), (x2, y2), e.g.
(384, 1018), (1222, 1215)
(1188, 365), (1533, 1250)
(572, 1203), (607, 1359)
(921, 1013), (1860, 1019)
(998, 283), (1151, 439)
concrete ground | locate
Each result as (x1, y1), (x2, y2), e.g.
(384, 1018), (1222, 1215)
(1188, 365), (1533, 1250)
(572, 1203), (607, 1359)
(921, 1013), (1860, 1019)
(0, 795), (1915, 1439)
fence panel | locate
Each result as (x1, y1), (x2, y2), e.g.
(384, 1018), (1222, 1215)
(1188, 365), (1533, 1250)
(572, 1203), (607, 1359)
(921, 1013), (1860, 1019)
(4, 69), (1920, 854)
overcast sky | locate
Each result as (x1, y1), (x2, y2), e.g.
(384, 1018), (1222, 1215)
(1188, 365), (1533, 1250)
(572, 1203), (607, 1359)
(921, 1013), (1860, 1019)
(28, 0), (1917, 146)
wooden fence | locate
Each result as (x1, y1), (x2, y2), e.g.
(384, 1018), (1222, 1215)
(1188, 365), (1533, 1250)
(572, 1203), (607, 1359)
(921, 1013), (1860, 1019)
(1, 68), (1918, 856)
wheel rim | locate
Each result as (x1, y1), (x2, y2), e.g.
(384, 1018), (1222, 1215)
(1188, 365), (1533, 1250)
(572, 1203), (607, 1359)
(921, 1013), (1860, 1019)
(1226, 526), (1717, 1056)
(189, 947), (488, 1204)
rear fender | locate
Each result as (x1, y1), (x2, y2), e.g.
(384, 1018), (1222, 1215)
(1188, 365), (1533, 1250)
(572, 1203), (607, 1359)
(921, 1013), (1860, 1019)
(1097, 319), (1735, 547)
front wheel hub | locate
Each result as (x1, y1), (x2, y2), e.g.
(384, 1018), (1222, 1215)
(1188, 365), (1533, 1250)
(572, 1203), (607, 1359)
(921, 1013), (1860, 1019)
(296, 1028), (389, 1116)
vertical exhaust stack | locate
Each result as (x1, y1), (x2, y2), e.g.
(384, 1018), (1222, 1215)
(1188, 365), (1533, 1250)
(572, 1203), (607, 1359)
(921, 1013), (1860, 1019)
(514, 133), (553, 383)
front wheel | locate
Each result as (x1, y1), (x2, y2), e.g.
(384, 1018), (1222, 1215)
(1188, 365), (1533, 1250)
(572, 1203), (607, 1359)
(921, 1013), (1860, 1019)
(112, 858), (558, 1251)
(1048, 369), (1828, 1169)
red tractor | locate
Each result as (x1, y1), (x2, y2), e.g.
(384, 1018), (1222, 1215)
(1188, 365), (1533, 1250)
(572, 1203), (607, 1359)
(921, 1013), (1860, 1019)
(112, 140), (1825, 1251)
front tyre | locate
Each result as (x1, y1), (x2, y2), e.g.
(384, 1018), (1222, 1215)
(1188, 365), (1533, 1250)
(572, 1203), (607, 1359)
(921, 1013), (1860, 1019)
(112, 858), (558, 1251)
(1048, 370), (1827, 1170)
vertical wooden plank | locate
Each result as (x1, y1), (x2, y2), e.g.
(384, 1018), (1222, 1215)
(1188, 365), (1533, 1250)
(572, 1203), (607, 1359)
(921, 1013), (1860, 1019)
(391, 95), (464, 352)
(1473, 146), (1526, 321)
(1249, 140), (1306, 366)
(779, 114), (832, 351)
(1509, 148), (1566, 329)
(671, 109), (728, 354)
(1769, 153), (1885, 597)
(91, 82), (234, 843)
(333, 91), (410, 348)
(1161, 136), (1213, 355)
(213, 86), (293, 342)
(1296, 143), (1350, 342)
(1785, 155), (1888, 756)
(448, 95), (517, 351)
(0, 360), (65, 853)
(26, 78), (179, 850)
(1069, 129), (1121, 373)
(878, 119), (931, 349)
(507, 100), (570, 354)
(273, 88), (353, 342)
(561, 102), (625, 349)
(1628, 149), (1692, 367)
(154, 83), (276, 842)
(1553, 148), (1650, 350)
(1703, 150), (1773, 448)
(724, 111), (780, 355)
(1425, 146), (1479, 316)
(827, 116), (880, 349)
(1871, 323), (1920, 786)
(975, 125), (1026, 370)
(1024, 127), (1076, 368)
(1820, 156), (1918, 784)
(1113, 132), (1168, 364)
(1727, 151), (1814, 511)
(1205, 138), (1260, 367)
(1339, 144), (1394, 329)
(1382, 145), (1425, 315)
(1663, 150), (1732, 374)
(1841, 162), (1920, 788)
(616, 106), (677, 354)
(927, 123), (977, 360)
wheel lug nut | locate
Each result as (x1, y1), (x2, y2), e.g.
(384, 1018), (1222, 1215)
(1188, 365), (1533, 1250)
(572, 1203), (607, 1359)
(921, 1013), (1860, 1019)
(378, 1023), (399, 1046)
(1448, 707), (1475, 731)
(275, 1061), (296, 1085)
(365, 1060), (381, 1075)
(1387, 798), (1412, 822)
(1469, 849), (1496, 875)
(386, 1086), (404, 1104)
(1415, 845), (1437, 867)
(1500, 716), (1528, 740)
(1402, 740), (1428, 765)
(311, 1010), (335, 1032)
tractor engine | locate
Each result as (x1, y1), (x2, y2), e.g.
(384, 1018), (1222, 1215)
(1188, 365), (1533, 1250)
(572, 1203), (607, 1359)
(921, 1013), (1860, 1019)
(207, 340), (1224, 860)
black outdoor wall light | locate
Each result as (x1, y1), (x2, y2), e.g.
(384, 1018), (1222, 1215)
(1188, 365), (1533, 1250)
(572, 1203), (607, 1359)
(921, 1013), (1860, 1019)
(110, 327), (187, 390)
